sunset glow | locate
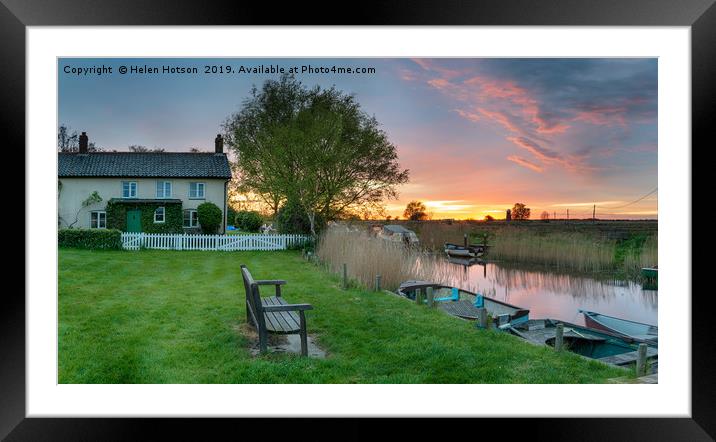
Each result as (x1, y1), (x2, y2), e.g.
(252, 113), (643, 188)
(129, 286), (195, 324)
(59, 58), (657, 220)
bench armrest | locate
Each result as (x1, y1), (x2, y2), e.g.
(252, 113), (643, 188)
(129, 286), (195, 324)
(262, 303), (314, 312)
(255, 279), (287, 286)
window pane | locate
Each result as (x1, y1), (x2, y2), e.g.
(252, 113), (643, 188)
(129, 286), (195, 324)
(156, 181), (162, 197)
(191, 211), (198, 227)
(198, 183), (204, 198)
(90, 212), (97, 228)
(99, 212), (106, 228)
(165, 182), (171, 197)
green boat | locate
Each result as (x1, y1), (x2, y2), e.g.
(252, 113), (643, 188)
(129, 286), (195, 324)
(508, 319), (658, 365)
(641, 266), (658, 280)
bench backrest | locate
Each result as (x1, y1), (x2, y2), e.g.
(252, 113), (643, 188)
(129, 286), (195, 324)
(240, 265), (265, 325)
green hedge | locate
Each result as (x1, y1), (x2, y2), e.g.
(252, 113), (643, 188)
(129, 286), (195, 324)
(236, 210), (263, 232)
(58, 228), (123, 250)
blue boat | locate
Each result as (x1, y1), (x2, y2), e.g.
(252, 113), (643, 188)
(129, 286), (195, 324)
(508, 318), (658, 365)
(397, 280), (529, 326)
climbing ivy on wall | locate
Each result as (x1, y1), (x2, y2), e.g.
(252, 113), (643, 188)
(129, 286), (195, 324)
(105, 200), (183, 233)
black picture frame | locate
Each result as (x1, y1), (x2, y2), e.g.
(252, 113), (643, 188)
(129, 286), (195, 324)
(4, 0), (712, 439)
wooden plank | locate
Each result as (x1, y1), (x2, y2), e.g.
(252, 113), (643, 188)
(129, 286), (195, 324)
(262, 296), (299, 332)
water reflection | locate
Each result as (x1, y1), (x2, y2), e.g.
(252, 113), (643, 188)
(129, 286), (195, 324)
(438, 260), (657, 326)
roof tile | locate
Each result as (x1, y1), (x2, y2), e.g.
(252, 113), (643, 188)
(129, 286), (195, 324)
(58, 152), (232, 179)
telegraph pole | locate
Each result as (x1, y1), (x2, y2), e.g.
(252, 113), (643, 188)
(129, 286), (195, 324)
(592, 204), (596, 223)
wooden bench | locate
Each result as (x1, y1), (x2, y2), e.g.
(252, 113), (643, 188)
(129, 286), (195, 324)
(240, 265), (314, 356)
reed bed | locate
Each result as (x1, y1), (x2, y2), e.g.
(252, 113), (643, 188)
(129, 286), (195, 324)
(489, 230), (618, 273)
(408, 223), (474, 251)
(622, 235), (658, 273)
(315, 227), (452, 291)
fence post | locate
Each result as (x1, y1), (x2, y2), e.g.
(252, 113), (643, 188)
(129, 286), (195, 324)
(636, 343), (648, 376)
(342, 263), (348, 289)
(426, 286), (434, 307)
(555, 323), (564, 352)
(375, 275), (382, 292)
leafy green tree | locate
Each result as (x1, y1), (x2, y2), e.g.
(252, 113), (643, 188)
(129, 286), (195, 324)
(512, 203), (531, 220)
(223, 74), (409, 236)
(403, 201), (428, 221)
(197, 202), (222, 233)
(276, 198), (325, 235)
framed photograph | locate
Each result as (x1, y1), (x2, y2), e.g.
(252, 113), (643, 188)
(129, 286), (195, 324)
(6, 0), (712, 438)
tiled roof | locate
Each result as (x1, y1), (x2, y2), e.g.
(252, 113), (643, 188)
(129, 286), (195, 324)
(58, 152), (232, 179)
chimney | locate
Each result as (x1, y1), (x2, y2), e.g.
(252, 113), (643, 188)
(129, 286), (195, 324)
(79, 132), (88, 154)
(215, 134), (224, 153)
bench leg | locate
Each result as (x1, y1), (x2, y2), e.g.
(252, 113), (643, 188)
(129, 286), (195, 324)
(259, 328), (268, 354)
(299, 311), (308, 357)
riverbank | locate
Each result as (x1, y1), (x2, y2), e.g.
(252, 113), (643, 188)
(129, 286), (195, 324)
(58, 249), (625, 383)
(401, 220), (657, 276)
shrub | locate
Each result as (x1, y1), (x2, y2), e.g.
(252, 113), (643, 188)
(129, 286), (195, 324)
(197, 202), (223, 233)
(235, 210), (263, 232)
(276, 199), (325, 235)
(286, 236), (316, 252)
(227, 206), (238, 227)
(58, 228), (123, 250)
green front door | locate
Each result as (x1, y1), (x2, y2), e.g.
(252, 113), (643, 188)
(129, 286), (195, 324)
(126, 210), (142, 232)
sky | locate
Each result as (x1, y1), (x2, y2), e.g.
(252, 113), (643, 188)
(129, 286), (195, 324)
(58, 58), (658, 220)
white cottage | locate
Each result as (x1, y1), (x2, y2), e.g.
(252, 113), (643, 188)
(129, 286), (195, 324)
(58, 133), (232, 233)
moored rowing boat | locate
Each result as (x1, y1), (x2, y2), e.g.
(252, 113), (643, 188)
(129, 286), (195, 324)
(579, 310), (657, 344)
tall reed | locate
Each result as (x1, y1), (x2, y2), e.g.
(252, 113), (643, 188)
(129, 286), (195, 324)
(623, 235), (658, 273)
(315, 227), (450, 291)
(489, 230), (617, 273)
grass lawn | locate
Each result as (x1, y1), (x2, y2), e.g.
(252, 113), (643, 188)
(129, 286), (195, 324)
(59, 249), (626, 383)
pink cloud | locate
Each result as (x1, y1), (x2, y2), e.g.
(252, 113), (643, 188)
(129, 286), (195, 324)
(507, 155), (543, 172)
(453, 109), (481, 122)
(573, 106), (628, 126)
(477, 108), (522, 134)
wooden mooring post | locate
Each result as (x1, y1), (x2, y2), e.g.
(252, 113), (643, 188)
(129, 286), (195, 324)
(477, 307), (488, 329)
(415, 288), (423, 305)
(342, 263), (348, 289)
(375, 274), (382, 292)
(426, 287), (434, 307)
(636, 343), (648, 376)
(555, 323), (564, 352)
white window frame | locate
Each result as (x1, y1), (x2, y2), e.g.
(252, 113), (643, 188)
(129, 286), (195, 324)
(183, 209), (198, 228)
(156, 181), (172, 198)
(122, 181), (137, 198)
(154, 206), (165, 224)
(89, 211), (106, 229)
(189, 182), (205, 199)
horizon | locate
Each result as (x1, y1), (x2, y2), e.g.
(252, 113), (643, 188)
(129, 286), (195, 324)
(58, 57), (658, 220)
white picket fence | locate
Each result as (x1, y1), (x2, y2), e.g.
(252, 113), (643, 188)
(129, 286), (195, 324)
(121, 232), (310, 251)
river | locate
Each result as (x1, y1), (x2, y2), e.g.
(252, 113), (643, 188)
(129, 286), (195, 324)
(440, 259), (658, 326)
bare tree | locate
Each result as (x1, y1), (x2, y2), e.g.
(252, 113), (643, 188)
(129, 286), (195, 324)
(58, 124), (101, 152)
(128, 145), (165, 153)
